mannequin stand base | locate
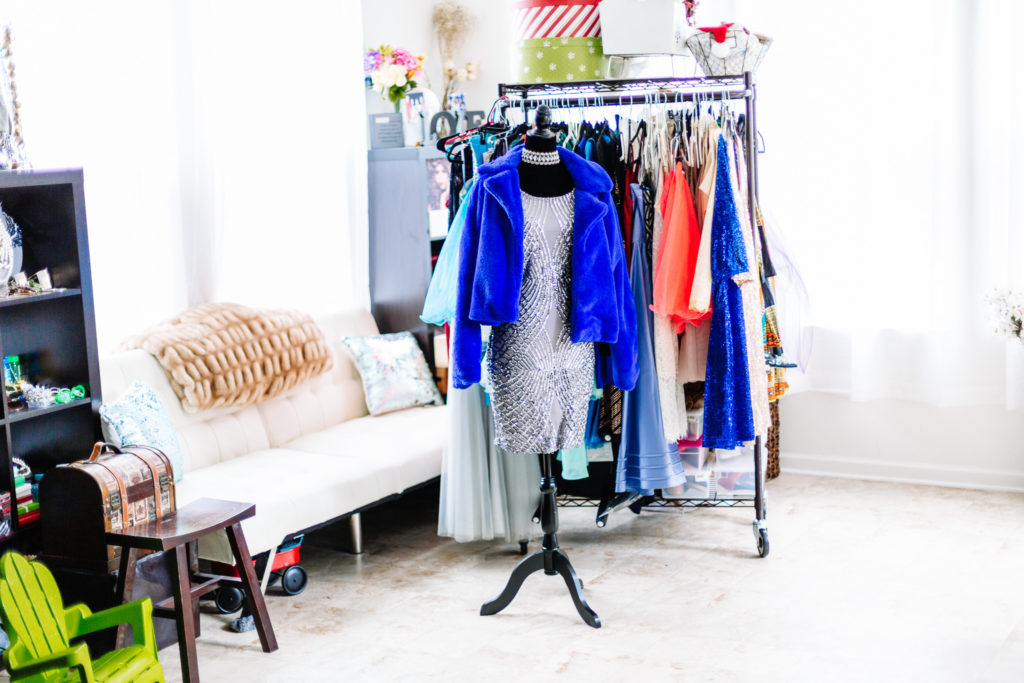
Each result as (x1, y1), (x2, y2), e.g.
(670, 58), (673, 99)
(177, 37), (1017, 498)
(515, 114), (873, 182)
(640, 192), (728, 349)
(480, 546), (601, 628)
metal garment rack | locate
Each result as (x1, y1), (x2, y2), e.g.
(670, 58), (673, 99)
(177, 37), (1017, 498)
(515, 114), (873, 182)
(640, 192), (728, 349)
(497, 73), (769, 558)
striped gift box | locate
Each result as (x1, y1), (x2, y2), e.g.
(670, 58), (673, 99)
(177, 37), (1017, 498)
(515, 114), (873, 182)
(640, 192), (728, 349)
(513, 0), (602, 40)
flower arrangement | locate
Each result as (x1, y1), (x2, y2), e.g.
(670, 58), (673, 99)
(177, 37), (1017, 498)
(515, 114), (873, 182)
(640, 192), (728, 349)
(432, 0), (478, 109)
(364, 45), (425, 111)
(986, 288), (1024, 345)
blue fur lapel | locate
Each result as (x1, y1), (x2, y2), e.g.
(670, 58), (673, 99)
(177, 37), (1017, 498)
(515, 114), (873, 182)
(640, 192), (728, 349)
(478, 145), (610, 248)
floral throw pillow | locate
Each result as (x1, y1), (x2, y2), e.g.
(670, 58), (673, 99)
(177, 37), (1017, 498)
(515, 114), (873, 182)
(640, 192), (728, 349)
(341, 332), (444, 416)
(99, 380), (185, 481)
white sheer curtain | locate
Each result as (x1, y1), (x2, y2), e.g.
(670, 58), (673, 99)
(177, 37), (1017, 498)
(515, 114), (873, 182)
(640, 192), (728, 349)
(3, 1), (368, 351)
(726, 0), (1024, 407)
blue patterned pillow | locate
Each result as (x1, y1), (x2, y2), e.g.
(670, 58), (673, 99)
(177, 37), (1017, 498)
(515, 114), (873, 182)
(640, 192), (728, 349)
(100, 381), (185, 481)
(341, 332), (444, 416)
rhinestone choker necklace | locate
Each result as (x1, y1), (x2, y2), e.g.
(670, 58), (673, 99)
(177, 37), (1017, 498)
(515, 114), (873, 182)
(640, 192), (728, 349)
(521, 148), (560, 166)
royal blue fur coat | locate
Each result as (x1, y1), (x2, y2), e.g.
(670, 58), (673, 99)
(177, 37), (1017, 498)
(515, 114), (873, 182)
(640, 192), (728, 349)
(452, 145), (638, 391)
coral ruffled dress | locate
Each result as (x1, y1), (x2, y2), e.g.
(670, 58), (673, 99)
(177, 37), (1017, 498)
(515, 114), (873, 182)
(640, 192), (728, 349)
(650, 162), (709, 333)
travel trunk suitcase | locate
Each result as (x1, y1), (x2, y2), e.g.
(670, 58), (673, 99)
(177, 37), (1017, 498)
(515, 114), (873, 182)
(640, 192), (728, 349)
(40, 442), (176, 573)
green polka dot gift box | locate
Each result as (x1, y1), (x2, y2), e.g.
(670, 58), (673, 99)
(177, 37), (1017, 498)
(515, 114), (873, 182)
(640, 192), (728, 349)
(510, 0), (608, 83)
(512, 36), (609, 83)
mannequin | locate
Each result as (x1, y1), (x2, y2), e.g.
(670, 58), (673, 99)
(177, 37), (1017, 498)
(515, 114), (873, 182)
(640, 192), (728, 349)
(480, 104), (601, 629)
(517, 105), (573, 197)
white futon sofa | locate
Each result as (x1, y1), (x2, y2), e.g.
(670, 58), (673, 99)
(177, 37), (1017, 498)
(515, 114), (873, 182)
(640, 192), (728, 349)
(99, 309), (447, 563)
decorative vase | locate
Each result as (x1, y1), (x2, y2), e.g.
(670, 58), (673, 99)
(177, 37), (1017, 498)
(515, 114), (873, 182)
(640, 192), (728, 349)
(0, 224), (13, 294)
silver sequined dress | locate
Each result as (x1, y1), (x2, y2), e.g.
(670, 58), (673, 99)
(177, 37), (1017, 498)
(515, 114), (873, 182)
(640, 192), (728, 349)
(486, 190), (595, 454)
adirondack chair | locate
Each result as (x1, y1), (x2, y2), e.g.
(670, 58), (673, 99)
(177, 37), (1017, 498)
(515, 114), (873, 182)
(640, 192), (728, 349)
(0, 552), (164, 682)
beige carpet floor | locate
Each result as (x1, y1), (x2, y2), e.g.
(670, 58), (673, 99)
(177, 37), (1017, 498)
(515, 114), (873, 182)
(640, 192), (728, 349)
(140, 473), (1023, 681)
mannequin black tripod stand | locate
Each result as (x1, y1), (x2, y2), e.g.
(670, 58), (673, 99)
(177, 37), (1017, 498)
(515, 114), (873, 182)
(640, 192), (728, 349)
(480, 451), (601, 628)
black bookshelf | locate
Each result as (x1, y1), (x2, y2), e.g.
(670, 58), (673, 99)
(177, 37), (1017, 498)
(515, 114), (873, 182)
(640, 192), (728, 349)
(0, 169), (102, 536)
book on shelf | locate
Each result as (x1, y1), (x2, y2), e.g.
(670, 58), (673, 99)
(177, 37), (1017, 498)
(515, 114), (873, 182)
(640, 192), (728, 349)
(17, 510), (39, 526)
(16, 500), (38, 515)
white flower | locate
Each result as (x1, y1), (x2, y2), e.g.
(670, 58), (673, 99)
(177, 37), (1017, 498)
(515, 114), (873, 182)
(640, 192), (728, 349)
(579, 64), (586, 71)
(536, 51), (544, 59)
(568, 51), (575, 60)
(566, 73), (575, 80)
(549, 62), (557, 70)
(444, 59), (455, 70)
(455, 68), (468, 81)
(536, 76), (543, 82)
(524, 65), (531, 73)
(589, 46), (595, 54)
(543, 40), (551, 47)
(561, 37), (569, 45)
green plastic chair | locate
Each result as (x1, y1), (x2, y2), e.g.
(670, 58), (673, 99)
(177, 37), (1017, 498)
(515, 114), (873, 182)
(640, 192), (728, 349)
(0, 552), (164, 682)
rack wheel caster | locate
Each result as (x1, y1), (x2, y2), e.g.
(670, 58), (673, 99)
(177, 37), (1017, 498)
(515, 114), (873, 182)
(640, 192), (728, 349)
(756, 529), (769, 558)
(214, 586), (246, 615)
(281, 565), (308, 595)
(518, 540), (529, 555)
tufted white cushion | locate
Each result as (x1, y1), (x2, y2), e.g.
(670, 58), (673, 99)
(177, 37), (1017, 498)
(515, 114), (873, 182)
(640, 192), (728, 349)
(285, 406), (448, 492)
(176, 448), (397, 563)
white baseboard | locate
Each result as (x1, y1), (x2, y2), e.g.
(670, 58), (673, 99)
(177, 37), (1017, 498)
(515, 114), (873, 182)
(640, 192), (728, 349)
(780, 452), (1024, 493)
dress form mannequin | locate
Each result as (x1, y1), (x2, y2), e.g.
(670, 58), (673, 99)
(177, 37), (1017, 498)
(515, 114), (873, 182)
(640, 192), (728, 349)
(518, 105), (573, 197)
(480, 104), (601, 629)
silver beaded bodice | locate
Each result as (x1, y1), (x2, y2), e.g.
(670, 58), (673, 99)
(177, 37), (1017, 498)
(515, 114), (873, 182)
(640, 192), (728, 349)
(486, 190), (595, 454)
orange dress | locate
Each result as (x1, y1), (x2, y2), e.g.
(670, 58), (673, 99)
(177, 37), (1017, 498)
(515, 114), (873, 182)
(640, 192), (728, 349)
(650, 162), (708, 333)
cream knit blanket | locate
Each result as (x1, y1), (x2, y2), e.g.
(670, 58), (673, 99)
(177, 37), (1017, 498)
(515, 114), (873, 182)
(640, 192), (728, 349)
(123, 302), (333, 414)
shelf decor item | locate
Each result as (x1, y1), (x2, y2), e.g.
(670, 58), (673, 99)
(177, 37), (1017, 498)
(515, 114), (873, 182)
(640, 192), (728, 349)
(0, 208), (22, 274)
(432, 0), (478, 108)
(510, 0), (608, 83)
(686, 23), (771, 76)
(0, 27), (27, 170)
(0, 221), (12, 290)
(365, 45), (425, 112)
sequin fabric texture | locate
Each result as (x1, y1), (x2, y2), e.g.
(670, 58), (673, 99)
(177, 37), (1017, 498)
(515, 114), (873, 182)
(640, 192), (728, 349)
(342, 331), (444, 416)
(487, 191), (594, 454)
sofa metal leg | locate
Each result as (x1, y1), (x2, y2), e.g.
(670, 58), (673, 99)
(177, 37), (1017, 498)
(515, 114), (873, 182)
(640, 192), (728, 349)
(341, 513), (363, 555)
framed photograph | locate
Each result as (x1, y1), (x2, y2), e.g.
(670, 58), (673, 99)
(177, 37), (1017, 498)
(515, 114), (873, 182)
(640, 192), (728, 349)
(425, 157), (451, 238)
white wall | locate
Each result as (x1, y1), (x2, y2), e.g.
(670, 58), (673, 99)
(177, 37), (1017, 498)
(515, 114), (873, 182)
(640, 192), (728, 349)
(361, 0), (513, 115)
(780, 394), (1024, 491)
(3, 1), (369, 352)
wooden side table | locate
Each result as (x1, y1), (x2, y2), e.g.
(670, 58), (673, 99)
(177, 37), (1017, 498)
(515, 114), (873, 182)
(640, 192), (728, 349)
(106, 497), (279, 683)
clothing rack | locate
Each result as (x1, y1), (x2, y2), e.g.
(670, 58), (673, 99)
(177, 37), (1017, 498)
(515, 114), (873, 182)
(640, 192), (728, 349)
(497, 73), (769, 559)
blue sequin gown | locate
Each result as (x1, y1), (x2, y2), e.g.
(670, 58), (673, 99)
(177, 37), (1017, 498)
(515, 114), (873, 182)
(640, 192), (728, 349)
(702, 135), (755, 449)
(616, 184), (686, 494)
